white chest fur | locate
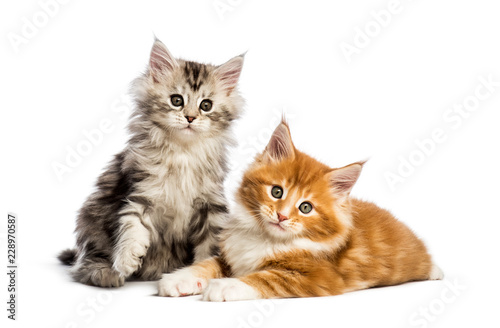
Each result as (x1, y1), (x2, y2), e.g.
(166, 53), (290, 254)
(222, 205), (347, 277)
(222, 231), (276, 277)
(132, 137), (226, 232)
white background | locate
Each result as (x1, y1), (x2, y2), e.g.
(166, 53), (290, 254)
(1, 0), (499, 327)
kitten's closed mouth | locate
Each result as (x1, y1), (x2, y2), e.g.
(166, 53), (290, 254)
(182, 126), (196, 133)
(269, 222), (285, 231)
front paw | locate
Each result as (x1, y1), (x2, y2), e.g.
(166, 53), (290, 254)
(202, 278), (260, 302)
(158, 268), (207, 297)
(112, 241), (149, 277)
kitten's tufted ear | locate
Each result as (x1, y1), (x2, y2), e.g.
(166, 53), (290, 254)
(326, 161), (365, 199)
(264, 120), (295, 162)
(215, 54), (244, 94)
(149, 39), (179, 82)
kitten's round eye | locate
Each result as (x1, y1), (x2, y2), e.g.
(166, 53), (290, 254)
(200, 99), (212, 112)
(171, 95), (184, 107)
(299, 202), (313, 214)
(271, 186), (283, 199)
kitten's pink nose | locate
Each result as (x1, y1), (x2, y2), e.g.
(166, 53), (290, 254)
(185, 116), (196, 123)
(277, 213), (288, 222)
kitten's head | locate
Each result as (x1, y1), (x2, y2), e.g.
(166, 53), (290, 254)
(132, 39), (244, 142)
(236, 120), (363, 242)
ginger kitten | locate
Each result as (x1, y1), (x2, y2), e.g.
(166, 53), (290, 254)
(158, 120), (443, 301)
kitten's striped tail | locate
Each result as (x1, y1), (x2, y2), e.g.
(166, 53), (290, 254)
(58, 248), (77, 266)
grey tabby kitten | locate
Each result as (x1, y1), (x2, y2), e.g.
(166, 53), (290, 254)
(58, 39), (244, 287)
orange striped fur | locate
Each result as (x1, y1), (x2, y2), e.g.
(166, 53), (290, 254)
(158, 120), (442, 301)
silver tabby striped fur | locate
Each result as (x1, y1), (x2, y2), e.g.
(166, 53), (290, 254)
(58, 39), (244, 287)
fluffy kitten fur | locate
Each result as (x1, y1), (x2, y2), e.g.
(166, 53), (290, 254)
(58, 39), (244, 287)
(158, 120), (443, 301)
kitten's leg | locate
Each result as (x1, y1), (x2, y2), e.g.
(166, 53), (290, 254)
(70, 242), (125, 287)
(203, 269), (336, 301)
(112, 208), (151, 278)
(190, 203), (227, 263)
(193, 227), (220, 263)
(158, 256), (225, 297)
(71, 257), (124, 287)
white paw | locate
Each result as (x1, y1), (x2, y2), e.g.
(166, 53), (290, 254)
(202, 278), (260, 302)
(158, 268), (207, 297)
(112, 240), (149, 277)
